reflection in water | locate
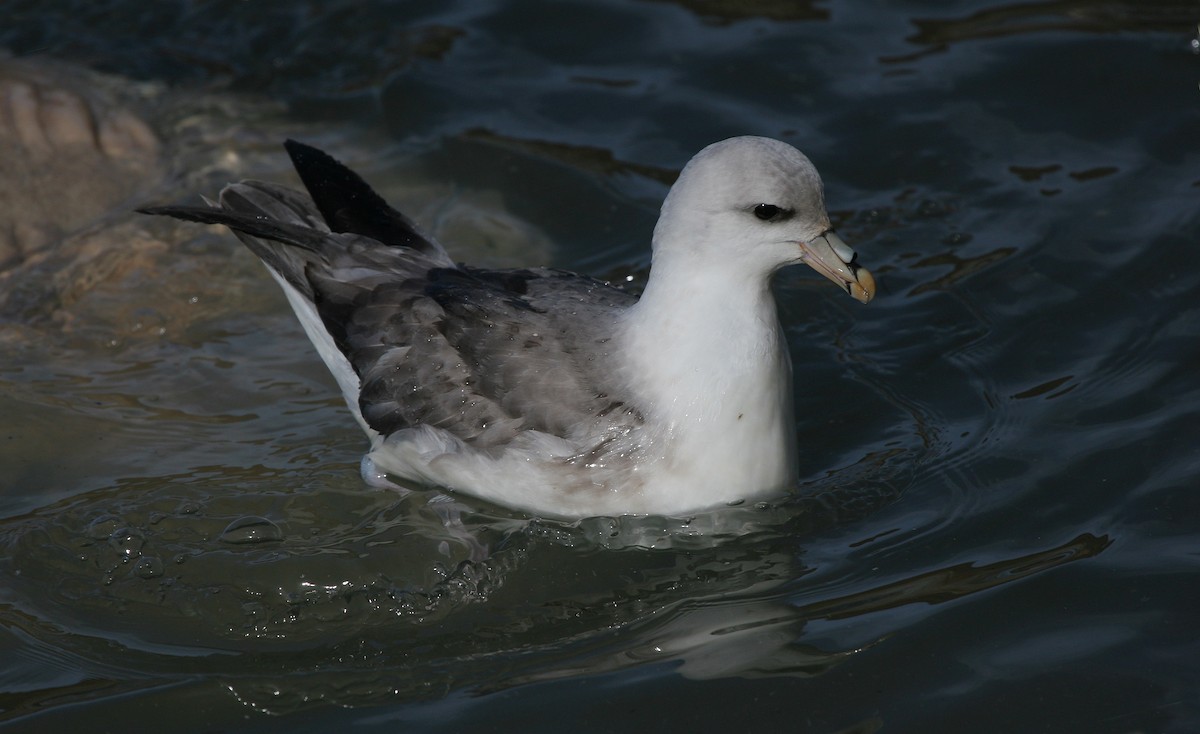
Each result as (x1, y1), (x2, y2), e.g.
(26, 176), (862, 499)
(460, 128), (680, 185)
(1009, 163), (1063, 182)
(904, 0), (1196, 47)
(793, 533), (1110, 620)
(908, 247), (1018, 296)
(639, 0), (829, 24)
(1010, 374), (1076, 400)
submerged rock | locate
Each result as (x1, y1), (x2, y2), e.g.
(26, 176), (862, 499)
(0, 56), (162, 269)
(0, 54), (555, 340)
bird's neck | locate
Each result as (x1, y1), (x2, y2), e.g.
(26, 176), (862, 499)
(629, 255), (781, 364)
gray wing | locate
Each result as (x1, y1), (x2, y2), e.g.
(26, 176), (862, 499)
(350, 264), (641, 447)
(143, 140), (643, 449)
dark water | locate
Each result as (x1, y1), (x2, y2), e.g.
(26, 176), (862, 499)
(1, 1), (1198, 731)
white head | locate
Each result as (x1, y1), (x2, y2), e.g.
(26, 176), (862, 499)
(653, 136), (874, 302)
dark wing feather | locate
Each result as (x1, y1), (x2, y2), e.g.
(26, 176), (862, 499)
(284, 139), (441, 257)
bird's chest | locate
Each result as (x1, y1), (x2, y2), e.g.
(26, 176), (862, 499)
(627, 331), (797, 482)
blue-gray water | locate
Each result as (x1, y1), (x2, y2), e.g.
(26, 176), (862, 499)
(1, 1), (1198, 732)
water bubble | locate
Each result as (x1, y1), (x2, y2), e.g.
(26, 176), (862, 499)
(108, 527), (144, 557)
(219, 516), (283, 544)
(134, 556), (164, 579)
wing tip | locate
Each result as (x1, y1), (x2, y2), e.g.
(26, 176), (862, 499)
(279, 139), (443, 257)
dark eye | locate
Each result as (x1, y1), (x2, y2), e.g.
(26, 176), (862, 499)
(753, 204), (782, 221)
